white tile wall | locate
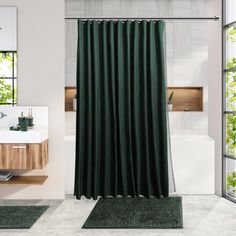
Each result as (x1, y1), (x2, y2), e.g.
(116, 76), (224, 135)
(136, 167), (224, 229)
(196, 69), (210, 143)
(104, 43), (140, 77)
(65, 0), (209, 135)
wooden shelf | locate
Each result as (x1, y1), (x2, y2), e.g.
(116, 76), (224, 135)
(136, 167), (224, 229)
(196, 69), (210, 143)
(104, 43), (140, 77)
(0, 176), (48, 185)
(167, 87), (203, 112)
(65, 87), (76, 112)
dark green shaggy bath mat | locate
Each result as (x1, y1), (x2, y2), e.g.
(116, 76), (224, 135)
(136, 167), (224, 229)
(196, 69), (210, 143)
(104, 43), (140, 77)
(0, 206), (49, 229)
(83, 197), (183, 229)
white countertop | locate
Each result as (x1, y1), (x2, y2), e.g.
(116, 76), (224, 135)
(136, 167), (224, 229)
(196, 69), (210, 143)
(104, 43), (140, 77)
(0, 127), (48, 143)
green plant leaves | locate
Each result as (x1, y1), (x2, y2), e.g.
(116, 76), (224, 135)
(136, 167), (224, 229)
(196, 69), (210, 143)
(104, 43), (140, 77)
(227, 171), (236, 192)
(0, 79), (13, 103)
(168, 91), (174, 103)
(226, 26), (236, 194)
(227, 26), (236, 42)
(0, 52), (17, 105)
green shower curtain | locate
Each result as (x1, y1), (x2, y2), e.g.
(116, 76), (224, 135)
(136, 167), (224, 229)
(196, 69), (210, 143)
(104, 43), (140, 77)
(75, 20), (168, 199)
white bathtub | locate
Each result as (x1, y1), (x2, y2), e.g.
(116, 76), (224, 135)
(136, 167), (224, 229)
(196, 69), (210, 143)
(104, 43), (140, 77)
(171, 135), (215, 194)
(65, 135), (215, 194)
(65, 135), (76, 194)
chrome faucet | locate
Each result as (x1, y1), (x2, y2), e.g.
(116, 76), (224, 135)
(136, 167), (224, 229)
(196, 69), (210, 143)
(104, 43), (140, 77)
(0, 112), (7, 119)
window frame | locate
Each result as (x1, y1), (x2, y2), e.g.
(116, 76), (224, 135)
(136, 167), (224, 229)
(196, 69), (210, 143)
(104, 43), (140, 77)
(223, 0), (236, 203)
(0, 50), (17, 106)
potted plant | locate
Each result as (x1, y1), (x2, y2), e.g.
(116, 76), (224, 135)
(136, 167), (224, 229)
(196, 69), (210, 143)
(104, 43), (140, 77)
(227, 171), (236, 197)
(168, 91), (174, 111)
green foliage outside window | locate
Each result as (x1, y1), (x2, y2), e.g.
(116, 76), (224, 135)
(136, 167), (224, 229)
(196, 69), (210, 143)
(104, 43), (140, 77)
(226, 98), (236, 155)
(227, 26), (236, 42)
(0, 79), (13, 103)
(227, 171), (236, 194)
(0, 52), (17, 104)
(226, 26), (236, 155)
(226, 25), (236, 196)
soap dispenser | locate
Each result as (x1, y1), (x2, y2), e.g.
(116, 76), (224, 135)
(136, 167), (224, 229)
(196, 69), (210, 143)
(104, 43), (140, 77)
(18, 112), (28, 132)
(27, 108), (34, 128)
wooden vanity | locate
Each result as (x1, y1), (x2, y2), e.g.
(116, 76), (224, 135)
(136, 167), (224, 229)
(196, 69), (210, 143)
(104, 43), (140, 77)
(0, 140), (48, 169)
(0, 107), (49, 185)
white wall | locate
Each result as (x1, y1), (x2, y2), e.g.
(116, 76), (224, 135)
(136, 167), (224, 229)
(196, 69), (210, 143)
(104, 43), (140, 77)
(208, 0), (222, 196)
(0, 0), (65, 199)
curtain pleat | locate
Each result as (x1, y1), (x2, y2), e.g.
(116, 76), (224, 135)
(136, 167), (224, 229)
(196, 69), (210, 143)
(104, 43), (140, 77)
(75, 20), (169, 199)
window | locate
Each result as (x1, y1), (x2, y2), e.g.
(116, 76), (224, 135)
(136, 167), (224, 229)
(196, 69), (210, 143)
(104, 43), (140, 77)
(0, 51), (17, 106)
(223, 0), (236, 203)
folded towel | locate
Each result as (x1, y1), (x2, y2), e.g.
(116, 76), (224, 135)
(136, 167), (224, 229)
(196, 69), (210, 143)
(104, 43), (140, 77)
(0, 171), (12, 179)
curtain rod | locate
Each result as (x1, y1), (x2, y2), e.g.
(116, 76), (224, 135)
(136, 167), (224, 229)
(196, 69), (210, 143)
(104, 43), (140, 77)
(65, 16), (220, 21)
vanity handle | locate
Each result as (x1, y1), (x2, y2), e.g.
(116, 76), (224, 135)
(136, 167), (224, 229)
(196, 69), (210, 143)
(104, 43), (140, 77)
(12, 145), (26, 149)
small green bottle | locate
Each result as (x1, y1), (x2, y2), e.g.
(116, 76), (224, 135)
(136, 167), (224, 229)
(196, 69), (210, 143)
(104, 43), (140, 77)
(18, 112), (28, 132)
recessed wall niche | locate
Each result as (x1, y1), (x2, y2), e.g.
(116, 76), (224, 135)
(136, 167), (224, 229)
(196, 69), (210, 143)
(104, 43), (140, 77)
(65, 87), (76, 111)
(167, 87), (203, 112)
(65, 86), (203, 112)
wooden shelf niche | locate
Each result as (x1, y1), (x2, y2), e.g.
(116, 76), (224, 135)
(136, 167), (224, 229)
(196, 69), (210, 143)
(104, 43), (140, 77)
(167, 87), (203, 112)
(65, 87), (77, 112)
(65, 86), (203, 112)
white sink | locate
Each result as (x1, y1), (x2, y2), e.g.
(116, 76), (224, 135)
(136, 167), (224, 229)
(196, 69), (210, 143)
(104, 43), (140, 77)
(0, 128), (48, 143)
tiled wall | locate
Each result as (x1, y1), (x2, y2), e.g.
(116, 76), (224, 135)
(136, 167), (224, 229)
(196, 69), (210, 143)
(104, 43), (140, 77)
(166, 19), (208, 135)
(65, 0), (209, 135)
(65, 111), (76, 135)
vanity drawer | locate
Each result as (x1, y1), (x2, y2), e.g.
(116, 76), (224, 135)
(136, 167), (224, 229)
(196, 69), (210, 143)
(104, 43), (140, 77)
(0, 140), (48, 169)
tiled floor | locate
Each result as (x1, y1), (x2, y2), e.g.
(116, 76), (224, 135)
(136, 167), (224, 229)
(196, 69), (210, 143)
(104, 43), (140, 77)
(0, 195), (236, 236)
